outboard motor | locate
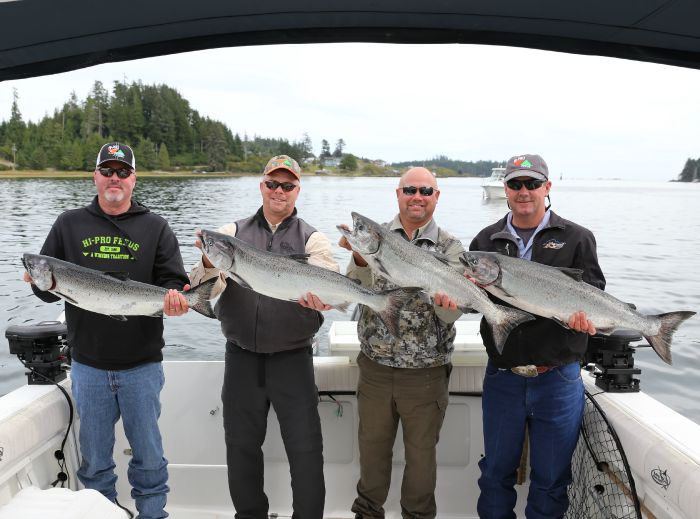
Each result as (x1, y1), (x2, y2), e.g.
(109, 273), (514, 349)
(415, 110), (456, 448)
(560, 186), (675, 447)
(5, 321), (69, 385)
(583, 329), (642, 393)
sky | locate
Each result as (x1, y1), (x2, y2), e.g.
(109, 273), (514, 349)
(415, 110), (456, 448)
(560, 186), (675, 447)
(1, 42), (699, 180)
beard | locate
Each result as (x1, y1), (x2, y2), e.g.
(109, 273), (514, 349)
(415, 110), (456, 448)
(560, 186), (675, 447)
(103, 188), (125, 203)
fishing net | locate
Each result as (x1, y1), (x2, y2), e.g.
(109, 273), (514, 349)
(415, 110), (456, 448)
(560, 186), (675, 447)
(565, 390), (642, 519)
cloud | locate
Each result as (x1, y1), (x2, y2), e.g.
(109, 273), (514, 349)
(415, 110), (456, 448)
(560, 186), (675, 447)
(2, 43), (699, 180)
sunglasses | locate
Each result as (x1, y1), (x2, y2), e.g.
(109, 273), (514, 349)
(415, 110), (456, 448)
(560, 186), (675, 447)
(506, 179), (545, 191)
(264, 180), (298, 192)
(98, 167), (134, 179)
(401, 186), (435, 196)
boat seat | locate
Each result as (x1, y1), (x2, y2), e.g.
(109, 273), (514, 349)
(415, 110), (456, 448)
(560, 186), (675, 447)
(321, 320), (487, 393)
(0, 486), (126, 518)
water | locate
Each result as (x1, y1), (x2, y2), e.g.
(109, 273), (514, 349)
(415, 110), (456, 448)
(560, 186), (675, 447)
(2, 176), (699, 423)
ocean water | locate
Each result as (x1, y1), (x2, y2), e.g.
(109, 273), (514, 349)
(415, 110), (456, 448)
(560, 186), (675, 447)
(1, 175), (699, 423)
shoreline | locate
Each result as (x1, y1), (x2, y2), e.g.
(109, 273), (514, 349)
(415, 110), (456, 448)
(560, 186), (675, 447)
(0, 170), (478, 180)
(0, 170), (254, 179)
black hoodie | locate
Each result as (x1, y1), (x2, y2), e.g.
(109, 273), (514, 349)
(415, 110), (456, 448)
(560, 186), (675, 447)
(32, 196), (189, 370)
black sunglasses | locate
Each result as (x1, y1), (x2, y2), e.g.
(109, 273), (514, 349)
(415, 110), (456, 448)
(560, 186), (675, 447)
(402, 186), (435, 196)
(98, 167), (134, 179)
(264, 180), (298, 192)
(506, 179), (545, 191)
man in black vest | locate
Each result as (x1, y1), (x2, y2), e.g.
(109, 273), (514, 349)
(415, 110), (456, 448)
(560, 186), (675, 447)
(190, 155), (337, 519)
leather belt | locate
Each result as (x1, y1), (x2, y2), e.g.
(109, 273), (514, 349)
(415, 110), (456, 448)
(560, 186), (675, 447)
(510, 365), (555, 378)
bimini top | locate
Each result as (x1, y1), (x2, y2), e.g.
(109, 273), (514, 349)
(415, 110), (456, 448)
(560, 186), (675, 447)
(1, 0), (700, 81)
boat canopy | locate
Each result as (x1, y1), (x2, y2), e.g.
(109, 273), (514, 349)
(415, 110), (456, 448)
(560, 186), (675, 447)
(1, 0), (700, 81)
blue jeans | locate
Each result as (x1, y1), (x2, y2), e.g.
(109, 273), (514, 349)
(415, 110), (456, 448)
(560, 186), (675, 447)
(71, 360), (169, 519)
(477, 361), (584, 519)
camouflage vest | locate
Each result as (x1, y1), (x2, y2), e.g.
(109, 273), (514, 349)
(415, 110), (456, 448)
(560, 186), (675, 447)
(357, 225), (457, 368)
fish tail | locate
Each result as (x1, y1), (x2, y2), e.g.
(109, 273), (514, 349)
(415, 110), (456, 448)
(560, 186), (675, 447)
(376, 287), (424, 337)
(489, 305), (536, 355)
(184, 277), (219, 319)
(644, 311), (696, 365)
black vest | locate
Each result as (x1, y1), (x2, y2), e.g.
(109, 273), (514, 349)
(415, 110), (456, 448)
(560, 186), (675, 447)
(216, 208), (323, 353)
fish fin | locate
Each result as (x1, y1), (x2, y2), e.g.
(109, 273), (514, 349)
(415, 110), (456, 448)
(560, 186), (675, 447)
(288, 253), (310, 264)
(595, 326), (616, 334)
(54, 291), (80, 306)
(184, 278), (218, 319)
(625, 302), (637, 310)
(334, 302), (352, 313)
(643, 311), (696, 365)
(231, 274), (253, 290)
(427, 250), (451, 265)
(376, 287), (424, 337)
(552, 317), (571, 329)
(103, 271), (131, 281)
(109, 315), (129, 321)
(489, 305), (536, 354)
(458, 305), (478, 314)
(374, 258), (391, 277)
(555, 267), (584, 282)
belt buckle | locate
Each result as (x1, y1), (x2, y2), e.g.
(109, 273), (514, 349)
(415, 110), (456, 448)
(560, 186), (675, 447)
(511, 365), (540, 378)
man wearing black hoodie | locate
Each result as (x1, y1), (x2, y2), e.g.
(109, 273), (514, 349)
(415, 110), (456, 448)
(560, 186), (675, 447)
(24, 142), (189, 519)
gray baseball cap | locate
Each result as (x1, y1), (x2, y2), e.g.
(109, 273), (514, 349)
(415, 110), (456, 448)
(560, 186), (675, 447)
(503, 154), (548, 182)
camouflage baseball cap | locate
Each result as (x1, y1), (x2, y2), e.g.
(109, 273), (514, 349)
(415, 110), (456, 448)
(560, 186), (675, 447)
(262, 155), (301, 180)
(503, 154), (549, 182)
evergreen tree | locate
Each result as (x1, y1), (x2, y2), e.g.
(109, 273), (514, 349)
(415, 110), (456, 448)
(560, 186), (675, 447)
(60, 140), (84, 170)
(320, 139), (330, 158)
(158, 142), (171, 171)
(301, 133), (314, 160)
(83, 81), (110, 138)
(231, 133), (244, 160)
(333, 138), (345, 158)
(678, 158), (699, 182)
(6, 89), (26, 160)
(135, 138), (158, 170)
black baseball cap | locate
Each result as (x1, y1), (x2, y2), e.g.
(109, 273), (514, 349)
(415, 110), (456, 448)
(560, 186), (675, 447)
(96, 142), (136, 169)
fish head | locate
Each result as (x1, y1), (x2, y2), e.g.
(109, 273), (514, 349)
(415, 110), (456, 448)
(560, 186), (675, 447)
(199, 229), (237, 271)
(337, 212), (382, 256)
(22, 253), (55, 291)
(459, 251), (501, 285)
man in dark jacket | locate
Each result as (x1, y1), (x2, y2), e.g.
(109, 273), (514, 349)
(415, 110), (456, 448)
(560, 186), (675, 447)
(190, 155), (338, 519)
(24, 142), (190, 519)
(469, 154), (605, 519)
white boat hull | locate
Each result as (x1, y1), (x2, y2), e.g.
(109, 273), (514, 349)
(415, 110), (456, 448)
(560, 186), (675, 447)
(481, 183), (507, 199)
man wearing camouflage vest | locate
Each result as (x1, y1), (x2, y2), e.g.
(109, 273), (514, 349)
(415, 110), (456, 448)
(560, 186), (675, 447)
(339, 167), (464, 518)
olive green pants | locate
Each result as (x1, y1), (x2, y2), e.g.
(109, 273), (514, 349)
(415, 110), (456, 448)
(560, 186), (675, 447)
(351, 352), (450, 519)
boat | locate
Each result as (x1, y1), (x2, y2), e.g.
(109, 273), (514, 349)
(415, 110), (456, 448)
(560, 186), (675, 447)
(481, 167), (507, 199)
(2, 2), (700, 518)
(1, 319), (699, 518)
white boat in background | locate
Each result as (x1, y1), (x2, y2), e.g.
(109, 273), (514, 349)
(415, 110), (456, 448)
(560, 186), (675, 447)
(481, 167), (507, 199)
(1, 320), (699, 518)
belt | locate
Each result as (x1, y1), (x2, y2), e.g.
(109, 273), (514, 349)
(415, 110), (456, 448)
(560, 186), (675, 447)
(510, 365), (555, 378)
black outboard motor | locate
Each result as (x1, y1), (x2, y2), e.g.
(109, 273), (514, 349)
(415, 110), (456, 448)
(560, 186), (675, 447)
(5, 321), (69, 385)
(583, 330), (642, 393)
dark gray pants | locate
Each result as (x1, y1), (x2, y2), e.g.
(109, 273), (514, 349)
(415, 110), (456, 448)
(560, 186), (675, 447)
(222, 344), (325, 519)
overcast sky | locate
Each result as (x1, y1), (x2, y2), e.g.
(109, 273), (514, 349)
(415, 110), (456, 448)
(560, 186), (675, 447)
(1, 43), (699, 180)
